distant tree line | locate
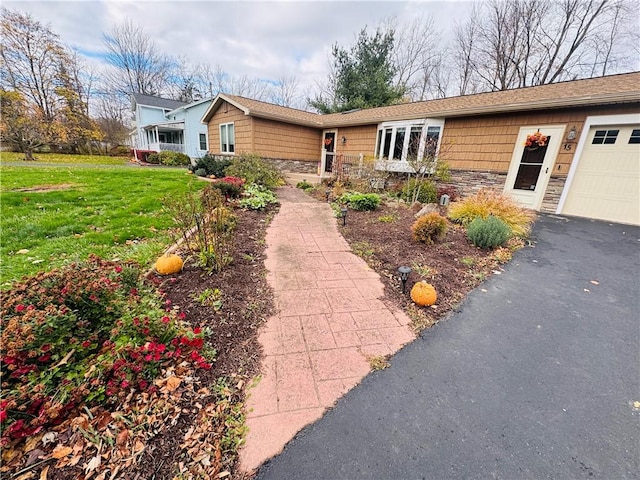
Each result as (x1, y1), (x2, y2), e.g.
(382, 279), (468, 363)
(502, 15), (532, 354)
(1, 1), (638, 156)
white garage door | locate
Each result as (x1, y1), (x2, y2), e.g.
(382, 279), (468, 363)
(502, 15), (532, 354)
(562, 124), (640, 225)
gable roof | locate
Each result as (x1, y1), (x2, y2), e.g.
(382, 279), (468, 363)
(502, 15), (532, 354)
(201, 72), (640, 128)
(166, 96), (214, 116)
(201, 93), (322, 126)
(131, 93), (188, 111)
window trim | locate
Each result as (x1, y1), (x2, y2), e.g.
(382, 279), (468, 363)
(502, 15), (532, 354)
(374, 119), (444, 172)
(220, 122), (235, 154)
(592, 129), (619, 145)
(199, 133), (208, 151)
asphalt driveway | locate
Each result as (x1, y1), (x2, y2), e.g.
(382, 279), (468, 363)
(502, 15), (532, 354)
(256, 214), (640, 479)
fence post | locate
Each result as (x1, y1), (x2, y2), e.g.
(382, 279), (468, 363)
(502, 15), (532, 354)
(358, 153), (364, 178)
(320, 149), (327, 179)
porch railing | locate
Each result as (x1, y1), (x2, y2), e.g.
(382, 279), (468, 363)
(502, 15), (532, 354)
(320, 150), (364, 181)
(148, 142), (185, 153)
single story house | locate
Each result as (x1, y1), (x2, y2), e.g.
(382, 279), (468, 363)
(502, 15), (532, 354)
(130, 93), (212, 159)
(201, 72), (640, 225)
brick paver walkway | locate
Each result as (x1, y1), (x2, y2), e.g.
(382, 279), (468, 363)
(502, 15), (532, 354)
(239, 186), (415, 472)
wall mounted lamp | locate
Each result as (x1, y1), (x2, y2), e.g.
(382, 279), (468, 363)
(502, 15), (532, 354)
(341, 136), (347, 145)
(563, 125), (577, 150)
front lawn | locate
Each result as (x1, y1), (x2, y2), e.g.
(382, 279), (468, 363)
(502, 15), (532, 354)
(0, 167), (203, 286)
(0, 151), (129, 166)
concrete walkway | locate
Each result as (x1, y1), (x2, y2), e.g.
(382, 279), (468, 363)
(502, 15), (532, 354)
(239, 186), (415, 472)
(255, 214), (640, 479)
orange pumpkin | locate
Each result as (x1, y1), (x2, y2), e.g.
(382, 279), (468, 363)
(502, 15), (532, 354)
(155, 253), (183, 275)
(410, 281), (437, 306)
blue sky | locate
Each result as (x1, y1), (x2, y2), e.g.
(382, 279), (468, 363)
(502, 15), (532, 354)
(7, 0), (473, 96)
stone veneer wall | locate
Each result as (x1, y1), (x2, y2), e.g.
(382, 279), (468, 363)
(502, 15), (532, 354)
(444, 169), (566, 213)
(445, 170), (507, 197)
(539, 176), (567, 213)
(267, 157), (317, 174)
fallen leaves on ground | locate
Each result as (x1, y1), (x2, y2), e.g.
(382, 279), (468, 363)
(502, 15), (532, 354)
(1, 368), (244, 479)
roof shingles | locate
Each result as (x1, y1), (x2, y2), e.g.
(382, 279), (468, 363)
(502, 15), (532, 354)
(206, 72), (640, 128)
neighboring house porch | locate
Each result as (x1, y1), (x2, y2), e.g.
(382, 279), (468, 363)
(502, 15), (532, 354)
(138, 121), (185, 153)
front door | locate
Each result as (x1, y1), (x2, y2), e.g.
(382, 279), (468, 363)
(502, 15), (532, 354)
(323, 131), (336, 173)
(504, 125), (564, 210)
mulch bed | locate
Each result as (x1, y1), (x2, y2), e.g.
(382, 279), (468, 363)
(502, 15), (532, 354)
(135, 205), (279, 479)
(339, 200), (506, 328)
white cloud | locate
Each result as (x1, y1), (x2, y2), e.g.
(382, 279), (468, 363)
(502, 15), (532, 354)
(5, 0), (473, 96)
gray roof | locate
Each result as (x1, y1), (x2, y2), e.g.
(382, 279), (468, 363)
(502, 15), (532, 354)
(131, 93), (188, 110)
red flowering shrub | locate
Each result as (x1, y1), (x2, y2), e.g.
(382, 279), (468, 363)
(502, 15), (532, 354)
(0, 255), (212, 443)
(210, 176), (245, 198)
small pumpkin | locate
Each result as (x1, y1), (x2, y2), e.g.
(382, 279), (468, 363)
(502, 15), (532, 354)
(155, 253), (183, 275)
(410, 281), (437, 306)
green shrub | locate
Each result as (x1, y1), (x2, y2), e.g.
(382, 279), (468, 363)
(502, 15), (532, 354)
(190, 154), (232, 177)
(467, 215), (511, 249)
(448, 188), (535, 237)
(339, 192), (380, 211)
(239, 183), (278, 210)
(403, 178), (437, 204)
(158, 151), (191, 166)
(412, 212), (448, 244)
(146, 152), (160, 164)
(225, 153), (284, 189)
(296, 180), (314, 190)
(109, 145), (131, 157)
(194, 168), (207, 177)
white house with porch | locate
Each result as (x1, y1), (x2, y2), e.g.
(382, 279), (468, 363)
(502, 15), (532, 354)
(130, 93), (213, 159)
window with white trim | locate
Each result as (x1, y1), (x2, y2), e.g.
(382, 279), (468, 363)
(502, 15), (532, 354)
(220, 123), (235, 153)
(374, 120), (443, 165)
(199, 133), (207, 151)
(629, 129), (640, 144)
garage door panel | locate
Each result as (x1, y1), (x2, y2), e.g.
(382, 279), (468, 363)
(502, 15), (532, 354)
(562, 124), (640, 225)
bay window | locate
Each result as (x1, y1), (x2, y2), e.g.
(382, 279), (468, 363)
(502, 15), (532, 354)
(374, 119), (444, 172)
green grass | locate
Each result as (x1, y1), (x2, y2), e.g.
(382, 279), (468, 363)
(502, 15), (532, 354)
(1, 166), (204, 287)
(0, 151), (129, 166)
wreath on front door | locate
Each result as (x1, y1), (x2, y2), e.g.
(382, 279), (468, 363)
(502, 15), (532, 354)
(524, 130), (548, 150)
(324, 138), (333, 146)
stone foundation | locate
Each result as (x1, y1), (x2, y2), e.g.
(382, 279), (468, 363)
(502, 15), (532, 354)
(446, 170), (508, 197)
(540, 176), (567, 213)
(444, 169), (567, 213)
(266, 157), (318, 174)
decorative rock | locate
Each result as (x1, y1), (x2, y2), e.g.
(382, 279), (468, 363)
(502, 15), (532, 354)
(414, 203), (439, 218)
(409, 202), (423, 213)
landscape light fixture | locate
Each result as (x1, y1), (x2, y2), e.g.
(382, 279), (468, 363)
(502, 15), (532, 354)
(340, 207), (348, 226)
(325, 188), (331, 202)
(398, 266), (412, 294)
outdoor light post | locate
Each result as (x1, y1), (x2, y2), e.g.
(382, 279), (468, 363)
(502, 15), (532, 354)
(340, 207), (348, 226)
(325, 188), (331, 202)
(398, 266), (412, 294)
